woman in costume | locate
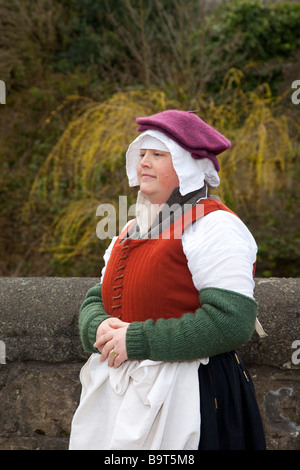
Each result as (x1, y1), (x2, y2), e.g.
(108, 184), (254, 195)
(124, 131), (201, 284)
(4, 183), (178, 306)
(69, 110), (266, 450)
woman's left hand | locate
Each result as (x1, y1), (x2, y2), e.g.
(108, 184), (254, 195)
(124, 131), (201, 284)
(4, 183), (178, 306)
(94, 319), (129, 368)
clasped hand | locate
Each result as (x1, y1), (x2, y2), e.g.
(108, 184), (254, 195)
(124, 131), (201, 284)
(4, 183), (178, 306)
(94, 317), (129, 368)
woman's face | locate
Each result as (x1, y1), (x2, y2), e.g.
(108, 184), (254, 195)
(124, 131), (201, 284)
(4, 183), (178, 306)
(137, 148), (179, 205)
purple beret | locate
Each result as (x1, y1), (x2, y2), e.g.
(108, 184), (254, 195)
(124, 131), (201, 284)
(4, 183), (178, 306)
(136, 110), (231, 172)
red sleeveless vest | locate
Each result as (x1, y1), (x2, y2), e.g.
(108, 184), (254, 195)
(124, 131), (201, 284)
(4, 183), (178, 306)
(101, 199), (236, 323)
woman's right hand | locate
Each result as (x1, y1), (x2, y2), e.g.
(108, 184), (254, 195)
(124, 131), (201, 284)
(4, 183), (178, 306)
(94, 317), (127, 353)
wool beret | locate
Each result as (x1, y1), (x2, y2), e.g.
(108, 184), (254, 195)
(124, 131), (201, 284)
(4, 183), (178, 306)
(136, 110), (231, 172)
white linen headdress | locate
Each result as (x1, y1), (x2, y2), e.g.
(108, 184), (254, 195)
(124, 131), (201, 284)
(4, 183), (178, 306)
(126, 130), (220, 196)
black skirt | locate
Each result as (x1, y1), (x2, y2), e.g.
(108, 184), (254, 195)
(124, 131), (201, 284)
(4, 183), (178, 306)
(198, 351), (266, 450)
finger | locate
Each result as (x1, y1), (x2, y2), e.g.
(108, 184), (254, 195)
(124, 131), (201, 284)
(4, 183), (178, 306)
(109, 317), (123, 326)
(113, 353), (126, 369)
(99, 339), (114, 362)
(95, 318), (114, 340)
(108, 318), (128, 329)
(108, 349), (118, 367)
(94, 331), (113, 349)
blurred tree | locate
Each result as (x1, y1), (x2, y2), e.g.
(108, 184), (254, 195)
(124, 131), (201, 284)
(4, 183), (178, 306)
(208, 0), (300, 91)
(53, 0), (300, 96)
(23, 89), (174, 266)
(24, 72), (299, 275)
(0, 0), (63, 88)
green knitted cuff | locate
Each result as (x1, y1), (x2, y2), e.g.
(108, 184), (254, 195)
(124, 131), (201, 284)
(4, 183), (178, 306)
(126, 318), (154, 360)
(126, 287), (257, 362)
(78, 283), (112, 353)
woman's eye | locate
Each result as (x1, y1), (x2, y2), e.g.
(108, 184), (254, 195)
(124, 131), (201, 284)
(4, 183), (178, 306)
(139, 151), (165, 159)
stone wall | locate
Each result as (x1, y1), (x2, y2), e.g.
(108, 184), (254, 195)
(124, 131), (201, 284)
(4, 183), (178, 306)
(0, 277), (299, 450)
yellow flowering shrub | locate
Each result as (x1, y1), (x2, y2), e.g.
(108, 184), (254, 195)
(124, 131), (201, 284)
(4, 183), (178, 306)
(24, 70), (298, 264)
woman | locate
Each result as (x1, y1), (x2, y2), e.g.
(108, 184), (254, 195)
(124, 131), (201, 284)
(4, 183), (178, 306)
(69, 110), (266, 450)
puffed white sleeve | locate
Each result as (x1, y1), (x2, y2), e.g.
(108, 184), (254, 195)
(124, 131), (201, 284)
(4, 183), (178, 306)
(181, 210), (257, 299)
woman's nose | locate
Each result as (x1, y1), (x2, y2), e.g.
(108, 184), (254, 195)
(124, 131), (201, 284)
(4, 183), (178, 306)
(140, 150), (152, 166)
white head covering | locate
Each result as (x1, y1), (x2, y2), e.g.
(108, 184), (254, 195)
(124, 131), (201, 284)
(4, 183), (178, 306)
(126, 130), (220, 196)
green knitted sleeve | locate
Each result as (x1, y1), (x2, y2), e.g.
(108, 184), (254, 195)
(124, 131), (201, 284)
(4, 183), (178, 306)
(126, 287), (257, 362)
(78, 283), (112, 353)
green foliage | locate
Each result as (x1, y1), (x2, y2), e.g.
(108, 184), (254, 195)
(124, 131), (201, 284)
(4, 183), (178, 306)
(52, 0), (300, 96)
(214, 0), (300, 59)
(209, 0), (300, 91)
(0, 0), (63, 88)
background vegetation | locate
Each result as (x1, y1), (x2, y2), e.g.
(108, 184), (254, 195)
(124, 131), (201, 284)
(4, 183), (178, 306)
(0, 0), (299, 278)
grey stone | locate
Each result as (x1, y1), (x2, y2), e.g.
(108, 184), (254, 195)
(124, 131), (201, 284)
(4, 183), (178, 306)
(0, 277), (299, 450)
(239, 278), (300, 368)
(0, 277), (96, 362)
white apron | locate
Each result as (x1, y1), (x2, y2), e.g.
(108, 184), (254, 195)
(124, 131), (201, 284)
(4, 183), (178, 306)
(69, 355), (201, 450)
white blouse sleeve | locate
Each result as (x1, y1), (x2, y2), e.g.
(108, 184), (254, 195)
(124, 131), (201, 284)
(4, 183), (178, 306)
(100, 220), (134, 283)
(100, 236), (117, 283)
(181, 210), (258, 299)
